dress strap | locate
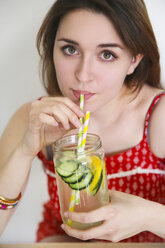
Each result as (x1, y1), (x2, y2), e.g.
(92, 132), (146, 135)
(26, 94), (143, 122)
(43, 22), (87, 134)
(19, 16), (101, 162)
(144, 92), (165, 141)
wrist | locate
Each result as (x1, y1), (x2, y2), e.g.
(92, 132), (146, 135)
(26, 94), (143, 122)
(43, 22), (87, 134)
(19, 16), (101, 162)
(144, 199), (165, 238)
(17, 141), (35, 163)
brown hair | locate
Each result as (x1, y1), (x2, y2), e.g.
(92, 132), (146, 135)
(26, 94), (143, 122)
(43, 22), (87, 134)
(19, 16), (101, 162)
(36, 0), (163, 96)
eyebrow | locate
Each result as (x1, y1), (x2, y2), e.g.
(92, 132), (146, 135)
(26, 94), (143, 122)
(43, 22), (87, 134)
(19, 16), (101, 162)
(98, 43), (123, 49)
(57, 38), (123, 50)
(58, 38), (78, 45)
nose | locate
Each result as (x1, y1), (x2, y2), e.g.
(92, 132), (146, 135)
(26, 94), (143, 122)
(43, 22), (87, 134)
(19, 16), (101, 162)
(75, 56), (94, 83)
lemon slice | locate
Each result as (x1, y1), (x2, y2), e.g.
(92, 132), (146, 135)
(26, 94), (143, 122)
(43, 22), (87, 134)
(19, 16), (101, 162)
(86, 155), (103, 196)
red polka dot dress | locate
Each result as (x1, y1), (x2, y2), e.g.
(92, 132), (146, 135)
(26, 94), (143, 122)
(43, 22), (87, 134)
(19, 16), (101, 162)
(36, 92), (165, 242)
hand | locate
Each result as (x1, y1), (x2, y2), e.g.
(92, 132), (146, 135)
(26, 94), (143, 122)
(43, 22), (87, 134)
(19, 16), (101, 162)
(20, 96), (84, 158)
(61, 190), (151, 242)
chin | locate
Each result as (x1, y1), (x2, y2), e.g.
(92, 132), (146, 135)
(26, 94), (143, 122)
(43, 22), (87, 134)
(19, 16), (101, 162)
(83, 104), (96, 113)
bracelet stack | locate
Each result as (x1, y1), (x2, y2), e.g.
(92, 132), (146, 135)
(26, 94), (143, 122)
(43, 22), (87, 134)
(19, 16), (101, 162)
(0, 192), (21, 210)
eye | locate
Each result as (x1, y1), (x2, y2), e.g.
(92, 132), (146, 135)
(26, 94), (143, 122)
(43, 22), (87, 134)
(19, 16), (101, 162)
(100, 50), (117, 61)
(61, 45), (79, 56)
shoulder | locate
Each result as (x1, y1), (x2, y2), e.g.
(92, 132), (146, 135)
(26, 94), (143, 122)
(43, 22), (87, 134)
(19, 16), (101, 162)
(149, 90), (165, 158)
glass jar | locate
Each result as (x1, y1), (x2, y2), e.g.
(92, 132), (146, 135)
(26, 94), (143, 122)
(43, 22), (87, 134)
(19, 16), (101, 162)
(54, 133), (109, 229)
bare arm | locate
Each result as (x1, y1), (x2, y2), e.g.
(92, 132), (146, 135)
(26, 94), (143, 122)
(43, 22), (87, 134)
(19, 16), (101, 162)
(0, 103), (33, 234)
(0, 97), (83, 235)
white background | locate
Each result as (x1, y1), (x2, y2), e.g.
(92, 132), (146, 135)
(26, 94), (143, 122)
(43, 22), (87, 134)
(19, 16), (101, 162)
(0, 0), (165, 244)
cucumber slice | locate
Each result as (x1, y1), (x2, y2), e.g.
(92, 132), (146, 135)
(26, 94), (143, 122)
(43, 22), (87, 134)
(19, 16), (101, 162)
(56, 150), (76, 165)
(58, 157), (73, 165)
(62, 150), (75, 157)
(69, 168), (93, 190)
(62, 164), (86, 184)
(56, 160), (78, 178)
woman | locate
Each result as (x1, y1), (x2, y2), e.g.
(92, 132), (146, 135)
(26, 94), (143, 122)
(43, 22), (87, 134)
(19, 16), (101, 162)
(0, 0), (165, 243)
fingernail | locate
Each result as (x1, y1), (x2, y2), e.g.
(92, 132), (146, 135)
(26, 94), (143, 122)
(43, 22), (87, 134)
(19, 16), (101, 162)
(61, 224), (65, 230)
(80, 111), (84, 117)
(54, 122), (59, 127)
(64, 212), (68, 218)
(75, 120), (81, 128)
(109, 212), (115, 217)
(65, 124), (70, 130)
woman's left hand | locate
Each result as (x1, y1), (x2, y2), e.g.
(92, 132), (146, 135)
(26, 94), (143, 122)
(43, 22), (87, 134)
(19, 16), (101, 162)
(61, 190), (152, 242)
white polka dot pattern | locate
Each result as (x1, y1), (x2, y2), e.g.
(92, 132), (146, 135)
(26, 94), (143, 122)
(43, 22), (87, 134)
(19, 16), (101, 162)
(36, 92), (165, 243)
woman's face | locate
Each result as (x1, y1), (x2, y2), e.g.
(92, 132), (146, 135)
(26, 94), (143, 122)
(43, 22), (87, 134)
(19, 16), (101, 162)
(54, 10), (137, 112)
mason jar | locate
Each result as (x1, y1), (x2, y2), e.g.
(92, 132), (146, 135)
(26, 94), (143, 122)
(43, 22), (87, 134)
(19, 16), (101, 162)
(54, 133), (109, 229)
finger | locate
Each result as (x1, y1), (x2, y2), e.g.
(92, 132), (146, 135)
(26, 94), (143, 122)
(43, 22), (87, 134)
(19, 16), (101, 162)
(61, 221), (113, 241)
(59, 104), (82, 128)
(41, 105), (70, 130)
(48, 104), (81, 129)
(64, 203), (115, 224)
(42, 103), (81, 130)
(62, 97), (84, 117)
(35, 98), (84, 129)
(39, 113), (59, 127)
(96, 234), (111, 241)
(51, 106), (75, 130)
(41, 96), (84, 118)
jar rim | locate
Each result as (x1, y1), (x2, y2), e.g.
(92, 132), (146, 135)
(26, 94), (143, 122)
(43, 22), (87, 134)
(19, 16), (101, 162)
(54, 133), (101, 155)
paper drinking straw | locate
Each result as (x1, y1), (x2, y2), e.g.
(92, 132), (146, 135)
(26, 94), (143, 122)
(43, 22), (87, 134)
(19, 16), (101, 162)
(68, 189), (81, 225)
(75, 111), (90, 207)
(68, 95), (85, 225)
(78, 94), (84, 151)
(81, 111), (90, 149)
(68, 191), (80, 226)
(75, 94), (84, 204)
(75, 190), (80, 204)
(68, 190), (76, 226)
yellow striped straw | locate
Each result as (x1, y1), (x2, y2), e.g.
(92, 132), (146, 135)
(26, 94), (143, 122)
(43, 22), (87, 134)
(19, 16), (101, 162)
(81, 111), (90, 149)
(68, 95), (85, 226)
(68, 190), (76, 226)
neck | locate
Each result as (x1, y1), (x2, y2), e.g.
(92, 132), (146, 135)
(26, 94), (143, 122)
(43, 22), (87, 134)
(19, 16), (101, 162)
(89, 86), (139, 132)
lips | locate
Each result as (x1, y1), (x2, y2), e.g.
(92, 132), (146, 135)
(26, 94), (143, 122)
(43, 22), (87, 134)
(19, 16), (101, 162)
(72, 90), (95, 100)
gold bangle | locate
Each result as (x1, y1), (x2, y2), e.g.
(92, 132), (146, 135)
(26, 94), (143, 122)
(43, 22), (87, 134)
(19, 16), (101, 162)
(0, 199), (18, 206)
(0, 193), (21, 210)
(0, 193), (21, 205)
